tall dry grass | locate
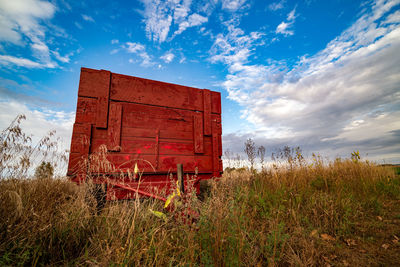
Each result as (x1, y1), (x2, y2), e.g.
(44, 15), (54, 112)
(1, 159), (399, 266)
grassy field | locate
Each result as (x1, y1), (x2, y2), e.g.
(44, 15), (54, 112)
(1, 159), (399, 266)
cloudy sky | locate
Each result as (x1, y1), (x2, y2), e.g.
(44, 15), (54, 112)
(0, 0), (399, 164)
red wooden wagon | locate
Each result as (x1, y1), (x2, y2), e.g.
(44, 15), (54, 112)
(67, 67), (222, 201)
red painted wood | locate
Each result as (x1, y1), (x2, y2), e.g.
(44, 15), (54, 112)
(78, 68), (111, 98)
(91, 137), (213, 156)
(67, 123), (91, 175)
(193, 113), (204, 153)
(212, 113), (223, 157)
(88, 153), (213, 173)
(203, 89), (211, 136)
(96, 96), (109, 128)
(107, 102), (122, 151)
(93, 126), (193, 142)
(68, 67), (222, 200)
(212, 133), (219, 176)
(211, 91), (221, 114)
(121, 127), (193, 140)
(110, 73), (203, 111)
(75, 97), (97, 124)
(155, 128), (160, 170)
(211, 116), (222, 176)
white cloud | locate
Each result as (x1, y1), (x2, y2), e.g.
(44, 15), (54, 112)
(160, 51), (175, 63)
(74, 21), (82, 29)
(82, 14), (94, 22)
(276, 21), (293, 36)
(52, 50), (71, 63)
(111, 39), (119, 44)
(268, 0), (285, 11)
(140, 0), (209, 43)
(125, 42), (145, 53)
(218, 0), (400, 162)
(275, 7), (296, 36)
(221, 0), (247, 12)
(0, 54), (52, 68)
(0, 0), (75, 69)
(210, 23), (263, 65)
(174, 13), (208, 36)
(140, 0), (174, 43)
(110, 49), (119, 55)
(123, 42), (154, 67)
(0, 0), (66, 68)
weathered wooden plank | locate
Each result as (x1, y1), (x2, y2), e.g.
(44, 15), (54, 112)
(78, 68), (111, 98)
(121, 127), (193, 140)
(91, 138), (212, 156)
(203, 89), (211, 136)
(76, 68), (111, 128)
(212, 113), (223, 156)
(211, 116), (222, 176)
(110, 73), (203, 111)
(107, 102), (122, 151)
(89, 154), (213, 173)
(67, 123), (91, 174)
(211, 91), (221, 114)
(212, 133), (219, 176)
(75, 97), (97, 124)
(69, 123), (91, 154)
(67, 152), (87, 176)
(193, 113), (204, 153)
(124, 117), (193, 132)
(96, 96), (109, 128)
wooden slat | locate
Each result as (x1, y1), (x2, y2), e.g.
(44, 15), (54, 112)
(75, 97), (97, 124)
(69, 123), (91, 154)
(96, 96), (109, 128)
(78, 68), (111, 98)
(203, 89), (211, 136)
(122, 127), (193, 140)
(122, 103), (193, 132)
(76, 68), (111, 128)
(67, 123), (91, 175)
(91, 138), (213, 156)
(107, 103), (122, 151)
(93, 127), (193, 141)
(211, 91), (221, 114)
(193, 113), (204, 153)
(110, 73), (203, 111)
(212, 114), (223, 156)
(102, 154), (213, 173)
(212, 133), (219, 176)
(211, 116), (221, 176)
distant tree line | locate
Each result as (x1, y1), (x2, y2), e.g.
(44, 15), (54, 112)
(223, 138), (303, 172)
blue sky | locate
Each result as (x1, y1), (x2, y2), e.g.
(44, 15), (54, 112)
(0, 0), (399, 165)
